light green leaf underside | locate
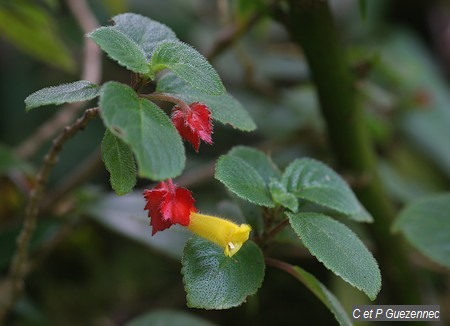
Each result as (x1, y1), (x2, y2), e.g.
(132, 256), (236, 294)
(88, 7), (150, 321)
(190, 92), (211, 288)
(393, 193), (450, 268)
(288, 212), (381, 300)
(215, 155), (274, 207)
(182, 237), (265, 309)
(151, 41), (225, 95)
(101, 130), (137, 196)
(89, 27), (150, 74)
(292, 265), (353, 326)
(282, 159), (372, 222)
(100, 81), (185, 180)
(111, 13), (177, 59)
(157, 73), (255, 131)
(25, 80), (100, 111)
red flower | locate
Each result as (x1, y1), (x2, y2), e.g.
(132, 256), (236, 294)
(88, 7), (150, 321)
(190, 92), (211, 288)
(143, 179), (196, 235)
(171, 102), (213, 152)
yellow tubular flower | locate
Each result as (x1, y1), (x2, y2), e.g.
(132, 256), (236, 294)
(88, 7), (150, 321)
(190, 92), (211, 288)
(187, 212), (252, 257)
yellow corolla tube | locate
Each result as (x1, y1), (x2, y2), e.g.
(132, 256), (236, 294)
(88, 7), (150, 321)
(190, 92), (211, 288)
(187, 212), (251, 257)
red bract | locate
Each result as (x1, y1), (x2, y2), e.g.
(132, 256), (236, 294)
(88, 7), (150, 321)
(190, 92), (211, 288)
(171, 102), (213, 152)
(143, 179), (196, 235)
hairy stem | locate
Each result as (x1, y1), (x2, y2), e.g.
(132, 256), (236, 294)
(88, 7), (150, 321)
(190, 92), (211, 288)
(276, 0), (420, 303)
(0, 108), (99, 321)
(141, 92), (191, 112)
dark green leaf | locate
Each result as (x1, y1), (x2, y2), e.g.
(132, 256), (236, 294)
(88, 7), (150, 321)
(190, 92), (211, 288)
(288, 212), (381, 300)
(112, 13), (177, 59)
(282, 159), (372, 222)
(88, 27), (150, 74)
(126, 309), (217, 326)
(290, 265), (353, 326)
(182, 237), (265, 309)
(100, 81), (185, 180)
(269, 179), (298, 212)
(215, 155), (274, 207)
(150, 41), (225, 95)
(157, 73), (255, 131)
(101, 130), (137, 196)
(393, 193), (450, 268)
(228, 146), (280, 184)
(25, 81), (100, 111)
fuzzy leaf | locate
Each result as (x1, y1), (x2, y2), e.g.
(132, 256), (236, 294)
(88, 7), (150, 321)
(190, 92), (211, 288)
(89, 27), (150, 74)
(150, 41), (225, 95)
(111, 13), (177, 59)
(269, 179), (298, 212)
(182, 237), (265, 309)
(290, 265), (353, 326)
(157, 73), (255, 131)
(101, 130), (137, 195)
(215, 155), (274, 207)
(25, 81), (100, 111)
(100, 81), (185, 180)
(228, 146), (280, 184)
(393, 193), (450, 268)
(282, 159), (372, 222)
(288, 212), (381, 300)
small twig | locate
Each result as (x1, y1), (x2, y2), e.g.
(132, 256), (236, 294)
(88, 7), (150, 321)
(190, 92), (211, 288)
(15, 0), (101, 159)
(0, 108), (99, 321)
(140, 93), (191, 112)
(265, 257), (300, 280)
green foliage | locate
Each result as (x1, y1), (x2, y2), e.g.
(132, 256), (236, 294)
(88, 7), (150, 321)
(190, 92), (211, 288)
(111, 13), (177, 59)
(269, 179), (298, 212)
(288, 212), (381, 300)
(24, 81), (100, 111)
(215, 155), (274, 207)
(150, 41), (225, 95)
(126, 309), (217, 326)
(89, 27), (150, 74)
(0, 1), (75, 72)
(182, 237), (265, 309)
(99, 81), (185, 180)
(157, 73), (256, 131)
(101, 130), (136, 196)
(393, 193), (450, 268)
(291, 266), (352, 326)
(282, 159), (373, 222)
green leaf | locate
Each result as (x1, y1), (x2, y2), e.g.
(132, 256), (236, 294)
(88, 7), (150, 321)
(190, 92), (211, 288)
(288, 212), (381, 300)
(100, 81), (185, 180)
(393, 193), (450, 268)
(24, 80), (100, 111)
(126, 309), (217, 326)
(0, 3), (75, 72)
(101, 130), (137, 196)
(269, 179), (298, 212)
(88, 27), (150, 74)
(111, 13), (177, 59)
(182, 237), (265, 309)
(157, 73), (256, 131)
(228, 146), (280, 183)
(150, 41), (225, 95)
(215, 155), (274, 207)
(282, 159), (372, 222)
(290, 265), (353, 326)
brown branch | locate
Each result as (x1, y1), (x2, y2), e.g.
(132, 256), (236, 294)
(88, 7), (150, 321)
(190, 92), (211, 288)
(15, 0), (101, 159)
(0, 108), (99, 321)
(140, 93), (191, 112)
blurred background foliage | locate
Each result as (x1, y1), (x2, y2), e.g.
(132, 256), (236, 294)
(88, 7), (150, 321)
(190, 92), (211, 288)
(0, 0), (449, 324)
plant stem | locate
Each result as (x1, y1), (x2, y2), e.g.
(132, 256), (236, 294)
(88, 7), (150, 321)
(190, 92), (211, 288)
(276, 0), (421, 303)
(0, 108), (99, 321)
(141, 92), (191, 112)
